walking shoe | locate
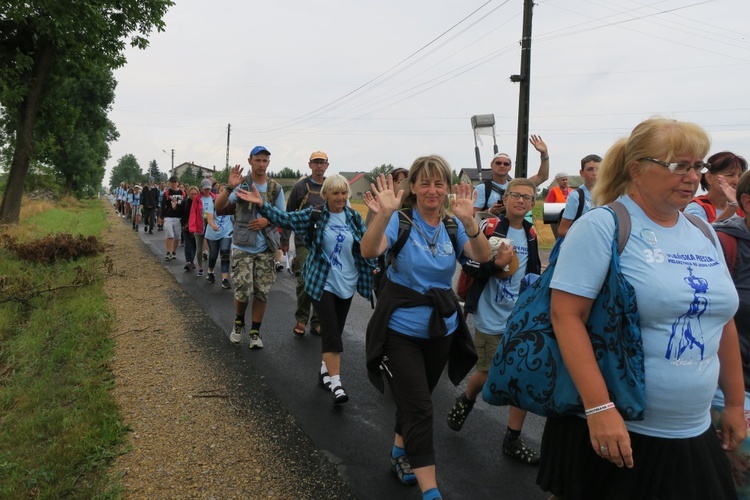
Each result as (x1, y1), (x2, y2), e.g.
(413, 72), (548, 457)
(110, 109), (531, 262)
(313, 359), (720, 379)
(229, 321), (244, 344)
(135, 226), (139, 232)
(203, 251), (208, 261)
(184, 263), (192, 272)
(390, 454), (417, 485)
(196, 268), (204, 277)
(275, 261), (284, 272)
(248, 330), (263, 349)
(149, 229), (154, 235)
(207, 272), (216, 284)
(502, 437), (541, 465)
(447, 393), (475, 431)
(332, 385), (348, 405)
(164, 252), (171, 261)
(169, 253), (176, 260)
(221, 278), (231, 289)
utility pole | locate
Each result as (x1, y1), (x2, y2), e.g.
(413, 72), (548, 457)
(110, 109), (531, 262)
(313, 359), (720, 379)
(510, 0), (534, 178)
(225, 123), (231, 169)
(170, 149), (175, 177)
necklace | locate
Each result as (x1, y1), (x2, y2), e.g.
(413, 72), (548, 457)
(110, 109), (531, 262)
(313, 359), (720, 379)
(407, 212), (441, 256)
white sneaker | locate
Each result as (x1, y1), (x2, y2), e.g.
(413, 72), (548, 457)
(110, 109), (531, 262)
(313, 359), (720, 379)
(230, 321), (244, 344)
(248, 330), (264, 349)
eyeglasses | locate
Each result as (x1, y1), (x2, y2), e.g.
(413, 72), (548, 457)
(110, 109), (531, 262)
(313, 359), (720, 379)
(493, 161), (511, 166)
(638, 157), (710, 176)
(505, 192), (534, 202)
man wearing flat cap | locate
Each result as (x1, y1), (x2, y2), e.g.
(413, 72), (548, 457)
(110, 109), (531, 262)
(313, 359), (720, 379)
(282, 150), (330, 337)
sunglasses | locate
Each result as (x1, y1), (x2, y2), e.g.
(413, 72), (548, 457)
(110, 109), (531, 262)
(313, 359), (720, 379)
(493, 161), (511, 166)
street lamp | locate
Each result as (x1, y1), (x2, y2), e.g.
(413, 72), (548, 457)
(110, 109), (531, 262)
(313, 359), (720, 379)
(162, 149), (175, 177)
(470, 114), (498, 183)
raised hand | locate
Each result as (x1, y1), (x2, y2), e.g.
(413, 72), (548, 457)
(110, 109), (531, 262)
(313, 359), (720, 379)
(717, 175), (738, 205)
(450, 182), (477, 221)
(370, 173), (404, 216)
(228, 164), (245, 189)
(363, 190), (380, 214)
(529, 135), (548, 157)
(235, 185), (263, 206)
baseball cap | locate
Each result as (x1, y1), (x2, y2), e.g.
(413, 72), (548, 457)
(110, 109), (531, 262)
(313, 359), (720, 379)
(200, 179), (212, 190)
(148, 176), (154, 182)
(310, 151), (328, 162)
(249, 145), (271, 157)
(134, 185), (141, 190)
(169, 175), (178, 183)
(492, 153), (512, 162)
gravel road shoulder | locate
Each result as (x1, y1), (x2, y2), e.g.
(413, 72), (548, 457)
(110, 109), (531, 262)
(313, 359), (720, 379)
(103, 205), (356, 499)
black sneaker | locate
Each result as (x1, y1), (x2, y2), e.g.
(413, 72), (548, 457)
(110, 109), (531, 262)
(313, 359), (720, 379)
(221, 278), (231, 289)
(447, 393), (475, 431)
(207, 272), (216, 284)
(502, 437), (541, 465)
(164, 253), (171, 261)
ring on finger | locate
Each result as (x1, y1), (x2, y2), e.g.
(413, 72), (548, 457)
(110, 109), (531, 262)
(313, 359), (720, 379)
(600, 445), (609, 453)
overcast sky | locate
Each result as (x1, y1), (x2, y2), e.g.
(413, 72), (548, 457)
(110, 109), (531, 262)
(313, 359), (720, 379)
(106, 0), (750, 188)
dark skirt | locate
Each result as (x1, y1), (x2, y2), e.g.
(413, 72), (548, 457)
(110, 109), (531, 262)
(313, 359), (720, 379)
(537, 415), (737, 500)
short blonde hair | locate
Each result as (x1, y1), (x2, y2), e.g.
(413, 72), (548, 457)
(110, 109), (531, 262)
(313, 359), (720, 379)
(593, 117), (710, 206)
(322, 174), (350, 199)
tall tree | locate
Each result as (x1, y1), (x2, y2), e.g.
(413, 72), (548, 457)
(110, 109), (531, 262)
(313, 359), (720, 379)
(110, 154), (142, 188)
(147, 159), (161, 180)
(0, 0), (173, 224)
(179, 165), (198, 187)
(365, 164), (395, 184)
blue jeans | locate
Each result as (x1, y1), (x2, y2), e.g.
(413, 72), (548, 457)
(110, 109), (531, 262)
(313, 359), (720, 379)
(207, 237), (232, 274)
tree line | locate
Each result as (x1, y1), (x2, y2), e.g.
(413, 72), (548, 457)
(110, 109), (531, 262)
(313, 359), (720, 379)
(0, 0), (174, 224)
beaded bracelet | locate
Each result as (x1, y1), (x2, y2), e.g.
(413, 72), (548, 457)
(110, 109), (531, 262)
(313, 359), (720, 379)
(584, 402), (615, 416)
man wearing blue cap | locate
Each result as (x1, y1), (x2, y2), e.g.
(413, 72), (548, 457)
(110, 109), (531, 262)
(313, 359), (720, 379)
(215, 146), (285, 349)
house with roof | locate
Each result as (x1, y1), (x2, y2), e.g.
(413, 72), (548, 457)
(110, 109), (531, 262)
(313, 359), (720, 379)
(173, 162), (217, 179)
(340, 171), (370, 200)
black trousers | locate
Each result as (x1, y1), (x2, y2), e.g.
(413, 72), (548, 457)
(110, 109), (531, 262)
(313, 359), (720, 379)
(382, 330), (453, 469)
(312, 290), (353, 353)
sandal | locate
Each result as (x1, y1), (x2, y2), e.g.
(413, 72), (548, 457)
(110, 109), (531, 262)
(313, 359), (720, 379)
(319, 370), (331, 390)
(293, 323), (306, 337)
(502, 437), (541, 465)
(310, 326), (322, 336)
(447, 393), (474, 431)
(390, 454), (417, 485)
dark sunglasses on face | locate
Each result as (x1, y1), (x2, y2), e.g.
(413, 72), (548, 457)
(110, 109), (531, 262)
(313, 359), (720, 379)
(494, 161), (511, 166)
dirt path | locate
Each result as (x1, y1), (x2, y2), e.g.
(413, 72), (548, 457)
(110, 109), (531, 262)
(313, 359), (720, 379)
(102, 205), (355, 499)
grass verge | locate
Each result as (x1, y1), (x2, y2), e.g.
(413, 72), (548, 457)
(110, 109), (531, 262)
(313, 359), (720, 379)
(0, 198), (124, 498)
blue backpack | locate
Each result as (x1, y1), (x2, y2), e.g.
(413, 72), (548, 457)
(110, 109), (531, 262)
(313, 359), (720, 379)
(482, 202), (713, 419)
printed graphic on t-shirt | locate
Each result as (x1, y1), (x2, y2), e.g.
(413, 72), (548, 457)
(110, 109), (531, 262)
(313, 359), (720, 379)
(666, 266), (709, 363)
(328, 223), (349, 270)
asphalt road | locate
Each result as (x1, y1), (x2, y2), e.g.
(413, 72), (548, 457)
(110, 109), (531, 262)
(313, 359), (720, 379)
(133, 223), (549, 500)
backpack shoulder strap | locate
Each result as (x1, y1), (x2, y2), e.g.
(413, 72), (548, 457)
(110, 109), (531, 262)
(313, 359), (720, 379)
(387, 209), (413, 265)
(442, 214), (459, 256)
(268, 179), (280, 204)
(607, 201), (631, 254)
(483, 179), (494, 210)
(574, 187), (586, 221)
(716, 231), (739, 277)
(682, 211), (717, 247)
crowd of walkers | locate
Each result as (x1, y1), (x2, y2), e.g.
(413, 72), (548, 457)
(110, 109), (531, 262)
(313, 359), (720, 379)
(110, 119), (750, 500)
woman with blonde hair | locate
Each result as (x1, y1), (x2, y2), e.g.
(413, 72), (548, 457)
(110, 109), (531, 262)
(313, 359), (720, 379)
(540, 117), (744, 499)
(361, 155), (489, 500)
(234, 174), (374, 406)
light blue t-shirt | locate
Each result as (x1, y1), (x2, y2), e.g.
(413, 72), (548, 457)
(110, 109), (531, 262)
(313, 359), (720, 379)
(322, 211), (357, 299)
(684, 200), (723, 223)
(551, 195), (738, 438)
(126, 192), (133, 204)
(132, 193), (141, 208)
(561, 185), (593, 221)
(386, 210), (469, 339)
(473, 180), (507, 211)
(473, 226), (529, 336)
(229, 180), (285, 253)
(200, 195), (214, 220)
(205, 214), (233, 240)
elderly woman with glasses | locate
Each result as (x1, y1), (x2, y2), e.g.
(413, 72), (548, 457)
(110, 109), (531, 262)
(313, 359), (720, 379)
(684, 151), (748, 223)
(540, 117), (744, 500)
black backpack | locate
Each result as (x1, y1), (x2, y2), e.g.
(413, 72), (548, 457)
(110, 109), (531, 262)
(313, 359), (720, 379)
(558, 187), (586, 224)
(481, 177), (511, 211)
